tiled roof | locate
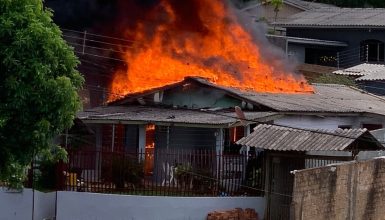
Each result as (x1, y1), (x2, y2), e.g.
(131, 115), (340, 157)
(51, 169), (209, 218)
(236, 124), (384, 151)
(284, 0), (337, 11)
(77, 106), (279, 127)
(334, 63), (385, 81)
(276, 8), (385, 28)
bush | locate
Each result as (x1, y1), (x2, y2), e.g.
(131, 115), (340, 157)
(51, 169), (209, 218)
(110, 155), (144, 189)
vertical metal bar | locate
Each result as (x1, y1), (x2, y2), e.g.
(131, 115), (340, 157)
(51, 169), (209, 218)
(378, 42), (380, 62)
(166, 126), (170, 150)
(366, 44), (369, 63)
(111, 124), (115, 152)
(337, 52), (340, 69)
(82, 30), (87, 55)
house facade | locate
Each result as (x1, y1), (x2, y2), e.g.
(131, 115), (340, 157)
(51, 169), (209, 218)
(76, 77), (385, 155)
(274, 8), (385, 67)
(243, 0), (336, 26)
(63, 77), (385, 218)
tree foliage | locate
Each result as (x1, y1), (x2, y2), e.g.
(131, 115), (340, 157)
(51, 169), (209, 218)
(305, 0), (385, 7)
(0, 0), (83, 188)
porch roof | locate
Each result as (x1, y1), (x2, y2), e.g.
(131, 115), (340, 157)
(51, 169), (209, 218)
(236, 124), (384, 151)
(77, 106), (279, 127)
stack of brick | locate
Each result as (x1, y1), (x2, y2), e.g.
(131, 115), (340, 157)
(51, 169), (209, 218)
(207, 208), (258, 220)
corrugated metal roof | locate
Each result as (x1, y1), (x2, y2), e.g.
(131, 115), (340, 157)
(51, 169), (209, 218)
(191, 78), (385, 115)
(237, 124), (384, 151)
(276, 8), (385, 28)
(334, 63), (385, 81)
(284, 0), (337, 11)
(356, 71), (385, 81)
(78, 106), (279, 127)
(334, 63), (385, 76)
(112, 77), (385, 116)
(244, 0), (335, 12)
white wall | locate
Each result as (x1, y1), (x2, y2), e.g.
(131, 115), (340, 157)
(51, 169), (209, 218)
(56, 191), (265, 220)
(0, 188), (56, 220)
(275, 115), (385, 130)
(34, 190), (56, 220)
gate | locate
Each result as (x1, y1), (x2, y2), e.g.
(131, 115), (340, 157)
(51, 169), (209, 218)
(265, 153), (352, 220)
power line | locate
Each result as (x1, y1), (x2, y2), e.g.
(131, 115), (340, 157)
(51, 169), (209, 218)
(73, 50), (126, 62)
(63, 35), (135, 50)
(61, 28), (137, 43)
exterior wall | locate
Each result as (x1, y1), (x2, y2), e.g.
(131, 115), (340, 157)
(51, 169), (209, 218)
(288, 44), (306, 62)
(56, 191), (265, 220)
(274, 115), (385, 130)
(0, 188), (56, 220)
(162, 86), (242, 109)
(292, 158), (385, 220)
(286, 28), (385, 67)
(155, 126), (217, 150)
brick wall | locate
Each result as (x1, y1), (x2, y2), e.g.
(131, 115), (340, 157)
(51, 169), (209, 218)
(292, 157), (385, 220)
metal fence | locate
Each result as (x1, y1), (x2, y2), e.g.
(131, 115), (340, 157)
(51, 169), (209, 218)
(56, 149), (266, 197)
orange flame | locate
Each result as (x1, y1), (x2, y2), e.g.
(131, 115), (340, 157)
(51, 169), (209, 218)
(109, 0), (313, 101)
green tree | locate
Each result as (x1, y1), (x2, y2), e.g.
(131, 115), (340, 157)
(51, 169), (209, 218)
(271, 0), (283, 33)
(0, 0), (83, 189)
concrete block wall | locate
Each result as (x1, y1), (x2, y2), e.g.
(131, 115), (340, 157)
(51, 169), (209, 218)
(292, 158), (385, 220)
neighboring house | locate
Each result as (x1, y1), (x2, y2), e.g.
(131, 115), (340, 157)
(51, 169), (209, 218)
(237, 124), (384, 219)
(274, 8), (385, 67)
(334, 63), (385, 95)
(243, 0), (335, 26)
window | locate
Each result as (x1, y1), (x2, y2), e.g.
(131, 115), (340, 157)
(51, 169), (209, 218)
(338, 125), (352, 129)
(360, 40), (385, 62)
(224, 126), (244, 154)
(362, 124), (383, 131)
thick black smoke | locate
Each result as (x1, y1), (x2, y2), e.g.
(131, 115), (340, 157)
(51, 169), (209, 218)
(45, 0), (209, 36)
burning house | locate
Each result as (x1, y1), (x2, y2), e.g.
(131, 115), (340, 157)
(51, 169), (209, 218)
(44, 1), (385, 219)
(67, 76), (385, 219)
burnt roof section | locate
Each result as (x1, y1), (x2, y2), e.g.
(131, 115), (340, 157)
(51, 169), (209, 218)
(237, 124), (384, 151)
(109, 77), (385, 116)
(276, 8), (385, 28)
(77, 105), (279, 127)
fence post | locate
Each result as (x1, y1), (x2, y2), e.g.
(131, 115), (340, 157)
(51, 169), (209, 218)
(111, 124), (115, 152)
